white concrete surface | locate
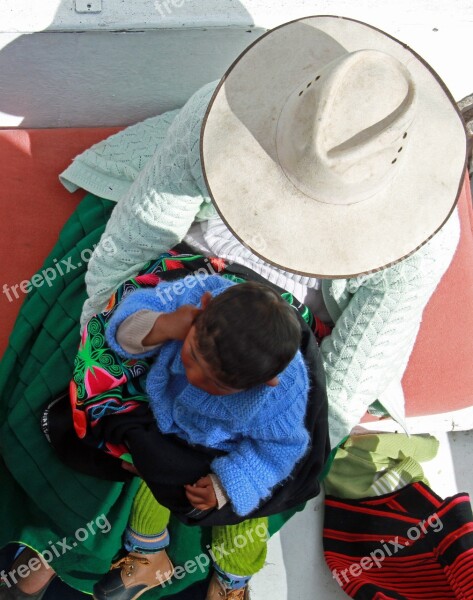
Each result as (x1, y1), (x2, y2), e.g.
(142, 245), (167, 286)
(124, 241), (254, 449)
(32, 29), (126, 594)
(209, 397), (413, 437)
(0, 28), (265, 127)
(1, 0), (472, 34)
(252, 430), (473, 600)
(352, 405), (473, 436)
(0, 1), (472, 127)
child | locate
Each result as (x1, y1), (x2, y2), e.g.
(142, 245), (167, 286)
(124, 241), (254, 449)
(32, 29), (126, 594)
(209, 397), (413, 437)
(92, 273), (311, 600)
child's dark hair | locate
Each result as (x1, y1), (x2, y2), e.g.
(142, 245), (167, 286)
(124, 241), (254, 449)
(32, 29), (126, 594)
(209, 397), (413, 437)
(194, 281), (301, 389)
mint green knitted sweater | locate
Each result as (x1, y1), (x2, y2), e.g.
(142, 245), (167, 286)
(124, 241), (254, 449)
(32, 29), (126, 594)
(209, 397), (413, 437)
(60, 80), (460, 445)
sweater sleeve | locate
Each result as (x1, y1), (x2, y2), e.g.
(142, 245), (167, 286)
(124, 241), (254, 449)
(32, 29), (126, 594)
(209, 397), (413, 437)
(321, 210), (461, 446)
(105, 289), (169, 359)
(116, 310), (163, 354)
(211, 426), (309, 517)
(79, 81), (219, 329)
(59, 109), (180, 200)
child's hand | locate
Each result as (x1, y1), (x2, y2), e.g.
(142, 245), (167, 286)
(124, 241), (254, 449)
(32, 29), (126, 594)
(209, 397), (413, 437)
(142, 304), (200, 345)
(184, 475), (218, 510)
(142, 291), (212, 345)
(160, 304), (202, 341)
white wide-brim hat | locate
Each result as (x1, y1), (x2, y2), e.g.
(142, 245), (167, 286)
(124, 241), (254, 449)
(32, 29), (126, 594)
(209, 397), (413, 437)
(201, 16), (467, 277)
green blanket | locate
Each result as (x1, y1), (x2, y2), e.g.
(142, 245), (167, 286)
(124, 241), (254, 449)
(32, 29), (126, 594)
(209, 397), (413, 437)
(0, 193), (300, 596)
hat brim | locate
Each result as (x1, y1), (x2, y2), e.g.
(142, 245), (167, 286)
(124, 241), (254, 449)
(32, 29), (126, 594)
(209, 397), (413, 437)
(201, 16), (467, 278)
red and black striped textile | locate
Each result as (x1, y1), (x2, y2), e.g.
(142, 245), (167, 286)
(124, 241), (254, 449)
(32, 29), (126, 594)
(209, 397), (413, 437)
(324, 481), (473, 599)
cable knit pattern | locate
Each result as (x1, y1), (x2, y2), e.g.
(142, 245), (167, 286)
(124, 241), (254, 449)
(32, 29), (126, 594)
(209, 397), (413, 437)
(321, 209), (460, 445)
(70, 80), (220, 328)
(105, 275), (310, 516)
(60, 109), (180, 200)
(59, 80), (461, 447)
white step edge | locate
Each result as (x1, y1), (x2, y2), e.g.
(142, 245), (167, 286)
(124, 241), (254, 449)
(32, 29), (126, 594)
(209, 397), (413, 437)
(353, 404), (473, 436)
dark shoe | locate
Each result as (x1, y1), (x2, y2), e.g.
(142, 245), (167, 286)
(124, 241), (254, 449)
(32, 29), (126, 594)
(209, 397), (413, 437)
(206, 572), (250, 600)
(0, 548), (55, 600)
(93, 551), (174, 600)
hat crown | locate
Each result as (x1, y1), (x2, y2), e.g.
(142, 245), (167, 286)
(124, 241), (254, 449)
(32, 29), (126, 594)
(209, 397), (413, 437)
(276, 50), (417, 205)
(202, 16), (465, 276)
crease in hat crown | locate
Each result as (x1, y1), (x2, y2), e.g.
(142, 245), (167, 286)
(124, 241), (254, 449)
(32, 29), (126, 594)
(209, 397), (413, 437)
(275, 49), (417, 205)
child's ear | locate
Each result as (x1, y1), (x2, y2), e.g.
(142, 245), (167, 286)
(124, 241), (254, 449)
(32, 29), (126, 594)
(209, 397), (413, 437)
(200, 291), (213, 310)
(265, 376), (279, 387)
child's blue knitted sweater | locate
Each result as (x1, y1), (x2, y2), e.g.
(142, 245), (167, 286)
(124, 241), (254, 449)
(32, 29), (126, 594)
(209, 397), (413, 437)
(106, 274), (310, 516)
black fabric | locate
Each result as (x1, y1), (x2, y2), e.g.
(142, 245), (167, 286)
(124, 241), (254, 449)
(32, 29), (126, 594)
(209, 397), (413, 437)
(42, 393), (134, 483)
(45, 252), (330, 526)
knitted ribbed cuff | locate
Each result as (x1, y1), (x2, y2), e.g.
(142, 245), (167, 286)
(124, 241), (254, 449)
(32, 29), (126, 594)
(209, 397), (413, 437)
(129, 481), (171, 534)
(213, 563), (252, 590)
(59, 160), (133, 201)
(124, 526), (170, 554)
(208, 474), (230, 509)
(211, 518), (268, 576)
(116, 310), (163, 354)
(126, 482), (170, 554)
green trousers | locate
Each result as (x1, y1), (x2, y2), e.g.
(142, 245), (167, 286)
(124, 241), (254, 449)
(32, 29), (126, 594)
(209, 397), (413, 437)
(129, 481), (268, 576)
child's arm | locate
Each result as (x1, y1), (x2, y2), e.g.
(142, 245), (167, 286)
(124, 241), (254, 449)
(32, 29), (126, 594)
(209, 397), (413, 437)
(183, 423), (309, 515)
(141, 304), (201, 345)
(115, 304), (202, 354)
(116, 309), (163, 354)
(106, 286), (207, 358)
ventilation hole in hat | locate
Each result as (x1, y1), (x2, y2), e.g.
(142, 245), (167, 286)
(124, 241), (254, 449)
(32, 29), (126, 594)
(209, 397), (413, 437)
(315, 76), (320, 81)
(391, 158), (397, 164)
(306, 82), (312, 88)
(403, 132), (408, 138)
(299, 91), (303, 96)
(398, 147), (403, 152)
